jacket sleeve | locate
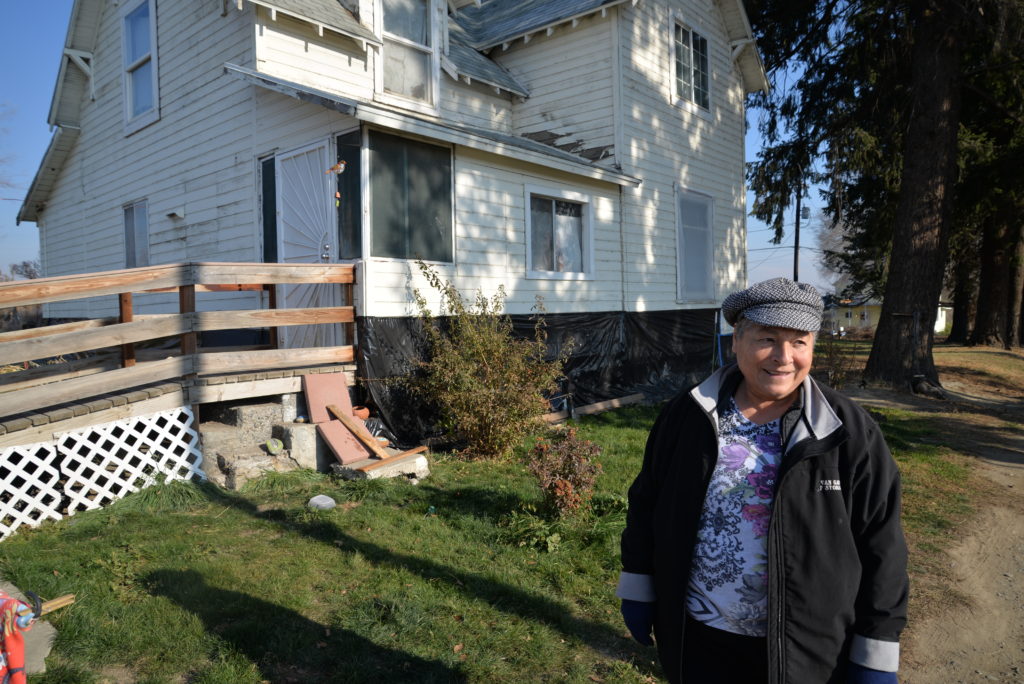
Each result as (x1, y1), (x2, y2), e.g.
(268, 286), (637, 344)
(848, 416), (909, 673)
(616, 400), (675, 602)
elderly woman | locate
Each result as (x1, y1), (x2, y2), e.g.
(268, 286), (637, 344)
(616, 278), (907, 684)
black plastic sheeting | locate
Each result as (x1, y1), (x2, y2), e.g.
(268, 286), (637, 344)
(356, 309), (721, 445)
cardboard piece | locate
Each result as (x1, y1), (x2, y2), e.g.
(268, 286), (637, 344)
(302, 373), (354, 425)
(317, 420), (373, 465)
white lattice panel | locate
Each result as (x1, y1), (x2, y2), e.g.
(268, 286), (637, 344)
(0, 441), (63, 540)
(60, 407), (205, 515)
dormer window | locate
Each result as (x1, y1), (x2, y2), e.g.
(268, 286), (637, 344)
(381, 0), (436, 107)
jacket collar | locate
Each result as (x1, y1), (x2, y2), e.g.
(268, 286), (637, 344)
(690, 364), (844, 445)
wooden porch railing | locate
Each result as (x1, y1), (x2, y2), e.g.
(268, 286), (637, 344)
(0, 262), (356, 419)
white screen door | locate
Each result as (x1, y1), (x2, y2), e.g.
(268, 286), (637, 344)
(276, 141), (340, 348)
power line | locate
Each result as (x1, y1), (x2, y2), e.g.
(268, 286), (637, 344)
(748, 245), (823, 252)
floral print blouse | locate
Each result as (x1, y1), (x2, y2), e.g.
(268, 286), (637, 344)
(685, 397), (783, 637)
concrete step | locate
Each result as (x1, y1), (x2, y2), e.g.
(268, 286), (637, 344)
(204, 400), (283, 437)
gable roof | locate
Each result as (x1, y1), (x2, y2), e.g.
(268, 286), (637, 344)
(453, 0), (634, 50)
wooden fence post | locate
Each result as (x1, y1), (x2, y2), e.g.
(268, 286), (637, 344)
(119, 292), (136, 368)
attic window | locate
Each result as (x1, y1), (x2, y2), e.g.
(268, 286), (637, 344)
(674, 21), (709, 110)
(381, 0), (435, 106)
(121, 0), (160, 133)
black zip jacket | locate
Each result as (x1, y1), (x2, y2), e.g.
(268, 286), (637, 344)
(617, 365), (908, 684)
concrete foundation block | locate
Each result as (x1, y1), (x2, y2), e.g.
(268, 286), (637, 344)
(281, 393), (298, 422)
(274, 422), (333, 472)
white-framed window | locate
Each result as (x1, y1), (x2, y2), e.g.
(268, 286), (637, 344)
(121, 0), (160, 133)
(378, 0), (439, 112)
(526, 186), (592, 279)
(368, 130), (453, 262)
(123, 199), (150, 268)
(673, 19), (710, 111)
(675, 188), (713, 300)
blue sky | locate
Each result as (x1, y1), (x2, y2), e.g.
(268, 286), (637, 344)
(0, 1), (830, 292)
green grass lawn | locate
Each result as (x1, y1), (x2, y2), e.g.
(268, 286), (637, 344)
(0, 403), (985, 683)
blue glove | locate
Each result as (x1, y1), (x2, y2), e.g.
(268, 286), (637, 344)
(620, 599), (654, 646)
(847, 662), (898, 684)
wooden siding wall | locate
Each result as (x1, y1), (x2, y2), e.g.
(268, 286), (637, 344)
(37, 0), (750, 324)
(254, 8), (375, 101)
(42, 1), (259, 319)
(498, 14), (617, 167)
(366, 146), (622, 318)
(438, 76), (514, 131)
(615, 0), (748, 311)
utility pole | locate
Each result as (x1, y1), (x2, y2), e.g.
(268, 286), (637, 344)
(793, 182), (802, 282)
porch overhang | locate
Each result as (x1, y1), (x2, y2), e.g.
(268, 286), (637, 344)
(224, 63), (641, 188)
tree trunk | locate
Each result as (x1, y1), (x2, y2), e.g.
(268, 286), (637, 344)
(864, 3), (961, 388)
(947, 251), (978, 344)
(970, 219), (1014, 347)
(1008, 225), (1024, 347)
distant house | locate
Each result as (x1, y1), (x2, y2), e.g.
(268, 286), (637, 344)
(824, 296), (951, 335)
(19, 0), (766, 425)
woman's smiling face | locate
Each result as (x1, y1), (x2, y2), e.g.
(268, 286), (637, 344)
(732, 322), (815, 406)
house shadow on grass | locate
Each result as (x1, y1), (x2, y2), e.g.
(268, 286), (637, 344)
(198, 486), (663, 681)
(145, 568), (466, 684)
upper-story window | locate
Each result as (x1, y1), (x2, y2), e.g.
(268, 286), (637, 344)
(674, 21), (709, 110)
(121, 0), (160, 133)
(381, 0), (436, 108)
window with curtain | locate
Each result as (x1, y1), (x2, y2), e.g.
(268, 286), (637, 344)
(122, 0), (160, 131)
(123, 199), (150, 268)
(369, 131), (452, 262)
(382, 0), (433, 104)
(676, 190), (712, 299)
(528, 192), (589, 276)
(674, 22), (709, 110)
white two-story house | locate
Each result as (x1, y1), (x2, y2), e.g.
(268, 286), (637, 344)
(19, 0), (766, 428)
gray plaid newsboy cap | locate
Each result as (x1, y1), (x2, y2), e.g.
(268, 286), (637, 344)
(722, 278), (823, 332)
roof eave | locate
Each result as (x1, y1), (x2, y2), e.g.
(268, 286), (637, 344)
(18, 126), (81, 225)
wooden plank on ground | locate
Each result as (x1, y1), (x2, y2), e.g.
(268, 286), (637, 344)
(193, 347), (354, 374)
(0, 356), (192, 418)
(543, 393), (646, 422)
(358, 446), (428, 472)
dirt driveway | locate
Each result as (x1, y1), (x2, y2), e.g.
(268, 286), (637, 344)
(847, 366), (1024, 684)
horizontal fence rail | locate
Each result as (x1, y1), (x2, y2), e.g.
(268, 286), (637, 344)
(0, 262), (357, 420)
